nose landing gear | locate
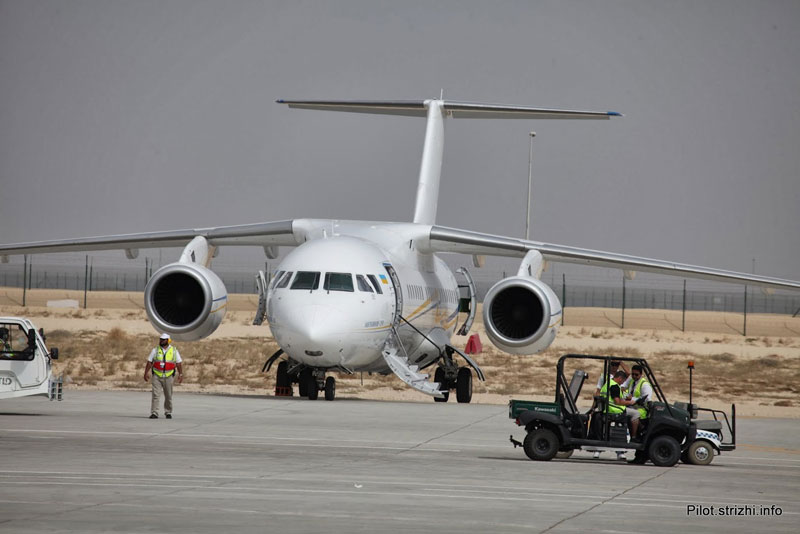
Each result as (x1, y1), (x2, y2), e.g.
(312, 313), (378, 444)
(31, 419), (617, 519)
(262, 351), (337, 401)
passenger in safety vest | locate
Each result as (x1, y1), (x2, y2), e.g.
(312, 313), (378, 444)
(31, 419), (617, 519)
(604, 370), (644, 439)
(144, 333), (183, 419)
(625, 364), (652, 424)
(591, 360), (629, 460)
(593, 360), (629, 397)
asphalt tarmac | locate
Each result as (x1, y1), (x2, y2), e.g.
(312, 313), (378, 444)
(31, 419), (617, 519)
(1, 391), (798, 533)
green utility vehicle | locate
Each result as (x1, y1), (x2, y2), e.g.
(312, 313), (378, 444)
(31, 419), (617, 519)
(509, 354), (735, 466)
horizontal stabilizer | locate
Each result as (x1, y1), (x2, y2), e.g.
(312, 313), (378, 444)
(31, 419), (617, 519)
(277, 99), (621, 120)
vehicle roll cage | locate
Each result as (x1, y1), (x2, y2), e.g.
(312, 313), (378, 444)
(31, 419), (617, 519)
(556, 353), (675, 419)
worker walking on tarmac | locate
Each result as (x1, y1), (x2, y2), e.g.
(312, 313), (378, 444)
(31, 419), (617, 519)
(143, 333), (183, 419)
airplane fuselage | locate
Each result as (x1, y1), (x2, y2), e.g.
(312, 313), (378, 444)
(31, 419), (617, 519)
(266, 220), (459, 375)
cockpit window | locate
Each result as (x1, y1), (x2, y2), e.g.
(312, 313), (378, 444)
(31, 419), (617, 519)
(269, 271), (285, 290)
(275, 271), (293, 289)
(366, 274), (383, 294)
(324, 272), (354, 292)
(291, 271), (320, 290)
(356, 275), (373, 293)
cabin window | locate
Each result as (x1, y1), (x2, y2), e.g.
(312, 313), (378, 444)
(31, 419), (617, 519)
(356, 275), (373, 293)
(275, 271), (293, 289)
(324, 272), (354, 292)
(291, 271), (320, 290)
(366, 274), (383, 294)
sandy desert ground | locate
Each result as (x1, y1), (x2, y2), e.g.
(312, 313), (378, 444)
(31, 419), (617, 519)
(2, 287), (799, 418)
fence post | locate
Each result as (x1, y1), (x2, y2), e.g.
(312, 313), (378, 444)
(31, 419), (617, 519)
(23, 255), (27, 306)
(681, 280), (686, 332)
(621, 275), (626, 329)
(743, 285), (748, 336)
(84, 255), (89, 308)
(561, 273), (566, 326)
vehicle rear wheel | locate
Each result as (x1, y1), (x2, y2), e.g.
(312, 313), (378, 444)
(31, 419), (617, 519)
(648, 435), (681, 467)
(306, 372), (319, 400)
(523, 428), (559, 461)
(433, 367), (449, 403)
(686, 440), (714, 465)
(324, 376), (336, 401)
(456, 367), (472, 404)
(555, 449), (574, 459)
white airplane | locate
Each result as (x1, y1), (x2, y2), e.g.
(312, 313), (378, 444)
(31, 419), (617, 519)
(2, 99), (799, 402)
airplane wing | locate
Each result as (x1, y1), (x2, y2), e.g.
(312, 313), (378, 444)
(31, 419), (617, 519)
(425, 225), (800, 292)
(0, 220), (299, 257)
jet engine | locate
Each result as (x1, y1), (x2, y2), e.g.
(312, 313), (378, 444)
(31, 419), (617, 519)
(144, 262), (227, 341)
(482, 276), (562, 355)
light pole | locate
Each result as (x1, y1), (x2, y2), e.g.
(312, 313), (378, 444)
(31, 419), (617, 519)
(526, 131), (536, 240)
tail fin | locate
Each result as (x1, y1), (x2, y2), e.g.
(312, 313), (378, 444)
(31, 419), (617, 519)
(278, 99), (621, 225)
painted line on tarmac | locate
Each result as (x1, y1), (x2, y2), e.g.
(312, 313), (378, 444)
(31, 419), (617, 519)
(7, 480), (796, 515)
(0, 428), (460, 452)
(2, 470), (797, 506)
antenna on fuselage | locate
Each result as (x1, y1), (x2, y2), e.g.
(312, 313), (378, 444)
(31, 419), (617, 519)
(277, 98), (621, 225)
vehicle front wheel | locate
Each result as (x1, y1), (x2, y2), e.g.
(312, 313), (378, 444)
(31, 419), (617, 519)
(648, 435), (681, 467)
(686, 440), (714, 465)
(523, 428), (559, 461)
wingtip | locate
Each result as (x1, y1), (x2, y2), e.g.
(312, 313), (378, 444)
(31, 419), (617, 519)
(608, 111), (623, 117)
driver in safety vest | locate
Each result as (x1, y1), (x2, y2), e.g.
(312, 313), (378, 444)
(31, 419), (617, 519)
(625, 365), (652, 426)
(144, 333), (183, 419)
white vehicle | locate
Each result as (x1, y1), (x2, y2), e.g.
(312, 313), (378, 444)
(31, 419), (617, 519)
(1, 99), (799, 402)
(0, 317), (62, 401)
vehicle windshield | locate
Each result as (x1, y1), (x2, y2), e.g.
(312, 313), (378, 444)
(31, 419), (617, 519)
(0, 323), (34, 361)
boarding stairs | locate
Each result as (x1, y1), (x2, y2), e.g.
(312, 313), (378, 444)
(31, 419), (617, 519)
(253, 270), (268, 326)
(381, 327), (444, 398)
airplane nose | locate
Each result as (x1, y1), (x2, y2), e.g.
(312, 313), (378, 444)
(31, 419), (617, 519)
(282, 304), (350, 350)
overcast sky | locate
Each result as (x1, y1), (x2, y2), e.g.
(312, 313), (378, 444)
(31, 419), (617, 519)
(1, 0), (798, 282)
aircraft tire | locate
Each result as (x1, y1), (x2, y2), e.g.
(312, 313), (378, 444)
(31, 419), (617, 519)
(298, 368), (311, 397)
(306, 372), (319, 400)
(456, 367), (472, 404)
(324, 376), (336, 401)
(276, 361), (290, 389)
(433, 367), (449, 403)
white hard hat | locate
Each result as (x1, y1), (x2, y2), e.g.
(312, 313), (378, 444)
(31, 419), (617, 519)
(160, 333), (170, 340)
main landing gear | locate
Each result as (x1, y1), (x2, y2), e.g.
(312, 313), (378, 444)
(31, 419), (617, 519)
(433, 345), (483, 404)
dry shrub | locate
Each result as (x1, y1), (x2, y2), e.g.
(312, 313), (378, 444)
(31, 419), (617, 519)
(711, 353), (735, 363)
(774, 400), (793, 407)
(756, 355), (781, 368)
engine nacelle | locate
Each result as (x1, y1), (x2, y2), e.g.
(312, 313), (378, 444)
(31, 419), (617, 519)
(482, 276), (562, 355)
(144, 262), (227, 341)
